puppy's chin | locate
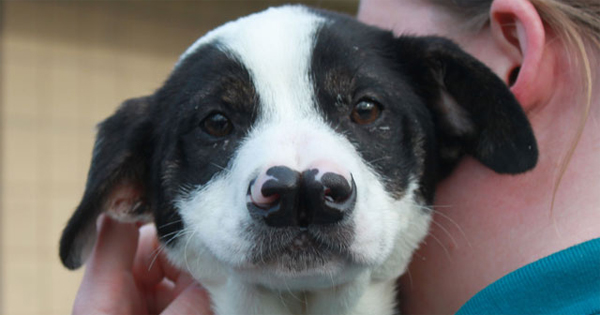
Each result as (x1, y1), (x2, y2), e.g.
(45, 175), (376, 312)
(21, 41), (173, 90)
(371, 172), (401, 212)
(212, 229), (352, 290)
(254, 233), (336, 270)
(236, 254), (364, 291)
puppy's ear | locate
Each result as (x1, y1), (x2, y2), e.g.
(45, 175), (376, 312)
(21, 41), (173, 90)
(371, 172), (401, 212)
(397, 36), (538, 175)
(60, 96), (155, 269)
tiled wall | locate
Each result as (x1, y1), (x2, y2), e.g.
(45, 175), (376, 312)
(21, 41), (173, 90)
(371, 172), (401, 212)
(1, 1), (358, 314)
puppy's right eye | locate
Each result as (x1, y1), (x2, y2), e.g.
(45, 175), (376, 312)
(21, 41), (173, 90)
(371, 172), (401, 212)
(201, 112), (233, 137)
(351, 99), (382, 125)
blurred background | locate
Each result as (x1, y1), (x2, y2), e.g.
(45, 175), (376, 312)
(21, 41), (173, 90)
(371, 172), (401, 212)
(1, 1), (358, 314)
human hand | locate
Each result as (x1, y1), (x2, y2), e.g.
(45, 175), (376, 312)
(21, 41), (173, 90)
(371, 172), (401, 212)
(72, 214), (213, 315)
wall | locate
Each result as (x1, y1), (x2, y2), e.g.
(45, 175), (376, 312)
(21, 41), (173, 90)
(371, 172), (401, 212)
(1, 1), (358, 314)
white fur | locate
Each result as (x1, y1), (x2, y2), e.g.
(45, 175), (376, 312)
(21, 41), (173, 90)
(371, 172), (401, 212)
(167, 6), (431, 315)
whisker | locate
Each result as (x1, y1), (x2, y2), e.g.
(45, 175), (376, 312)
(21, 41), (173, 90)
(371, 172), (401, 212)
(277, 289), (289, 312)
(167, 230), (192, 246)
(410, 201), (471, 248)
(158, 229), (185, 242)
(148, 229), (192, 271)
(427, 231), (452, 261)
(428, 206), (472, 248)
(148, 245), (165, 272)
(259, 238), (266, 266)
(211, 162), (229, 172)
(156, 219), (183, 230)
(410, 248), (425, 261)
(428, 204), (453, 208)
(367, 156), (390, 164)
(403, 220), (452, 261)
(328, 269), (336, 293)
(406, 268), (414, 290)
(430, 219), (459, 249)
(184, 228), (199, 274)
(283, 276), (303, 304)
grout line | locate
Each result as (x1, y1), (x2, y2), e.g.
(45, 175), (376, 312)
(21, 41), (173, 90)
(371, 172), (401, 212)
(0, 1), (5, 313)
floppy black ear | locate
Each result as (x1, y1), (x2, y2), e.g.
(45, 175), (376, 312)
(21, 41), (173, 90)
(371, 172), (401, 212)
(397, 36), (538, 175)
(59, 96), (155, 269)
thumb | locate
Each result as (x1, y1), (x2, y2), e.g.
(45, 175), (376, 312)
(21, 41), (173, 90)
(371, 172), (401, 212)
(161, 283), (213, 315)
(88, 213), (139, 273)
(73, 214), (144, 314)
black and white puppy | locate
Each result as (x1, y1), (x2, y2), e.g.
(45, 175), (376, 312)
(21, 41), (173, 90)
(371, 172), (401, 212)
(60, 6), (537, 315)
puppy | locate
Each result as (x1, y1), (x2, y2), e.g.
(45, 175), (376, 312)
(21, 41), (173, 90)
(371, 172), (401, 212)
(60, 6), (537, 315)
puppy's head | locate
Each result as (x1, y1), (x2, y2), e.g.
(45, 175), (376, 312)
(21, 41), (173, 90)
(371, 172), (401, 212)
(60, 6), (537, 289)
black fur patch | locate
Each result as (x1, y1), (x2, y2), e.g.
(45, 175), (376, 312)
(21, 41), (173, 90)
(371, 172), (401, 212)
(59, 43), (260, 268)
(150, 43), (259, 244)
(310, 12), (436, 202)
(309, 8), (537, 203)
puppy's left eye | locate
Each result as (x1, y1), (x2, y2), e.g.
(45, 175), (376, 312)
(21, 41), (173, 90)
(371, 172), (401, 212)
(351, 99), (382, 125)
(202, 112), (233, 137)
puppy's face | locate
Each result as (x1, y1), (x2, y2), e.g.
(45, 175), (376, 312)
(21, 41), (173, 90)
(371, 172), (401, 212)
(60, 6), (537, 290)
(160, 8), (434, 288)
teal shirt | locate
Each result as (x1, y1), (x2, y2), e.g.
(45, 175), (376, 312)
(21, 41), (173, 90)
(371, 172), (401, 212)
(456, 238), (600, 315)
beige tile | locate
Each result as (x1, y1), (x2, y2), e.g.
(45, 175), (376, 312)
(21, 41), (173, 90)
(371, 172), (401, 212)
(2, 197), (39, 250)
(2, 128), (41, 185)
(2, 183), (38, 205)
(115, 51), (174, 96)
(44, 129), (87, 184)
(3, 261), (41, 315)
(45, 48), (85, 121)
(50, 261), (83, 314)
(45, 195), (81, 249)
(3, 46), (41, 118)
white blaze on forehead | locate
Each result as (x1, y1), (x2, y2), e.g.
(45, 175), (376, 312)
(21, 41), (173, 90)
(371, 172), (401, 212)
(178, 6), (325, 121)
(170, 7), (433, 290)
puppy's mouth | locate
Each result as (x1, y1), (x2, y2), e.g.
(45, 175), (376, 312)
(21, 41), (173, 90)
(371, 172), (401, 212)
(248, 227), (354, 273)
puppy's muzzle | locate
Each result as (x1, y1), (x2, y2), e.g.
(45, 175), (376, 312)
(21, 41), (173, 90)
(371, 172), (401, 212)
(247, 166), (356, 228)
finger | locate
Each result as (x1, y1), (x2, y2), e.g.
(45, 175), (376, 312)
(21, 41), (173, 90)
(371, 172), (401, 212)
(152, 271), (197, 312)
(132, 224), (199, 314)
(173, 271), (196, 295)
(88, 214), (139, 274)
(132, 223), (164, 288)
(133, 224), (186, 287)
(73, 214), (145, 314)
(151, 278), (177, 313)
(157, 241), (185, 283)
(161, 283), (213, 315)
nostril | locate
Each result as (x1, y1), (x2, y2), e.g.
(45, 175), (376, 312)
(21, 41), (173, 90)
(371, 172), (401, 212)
(249, 179), (279, 208)
(303, 169), (356, 226)
(324, 188), (349, 204)
(324, 188), (334, 202)
(247, 166), (301, 227)
(321, 172), (354, 204)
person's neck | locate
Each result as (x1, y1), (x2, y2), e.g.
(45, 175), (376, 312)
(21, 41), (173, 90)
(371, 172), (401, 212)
(399, 73), (600, 314)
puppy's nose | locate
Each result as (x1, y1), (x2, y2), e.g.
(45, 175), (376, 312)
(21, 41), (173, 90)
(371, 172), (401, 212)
(247, 166), (356, 227)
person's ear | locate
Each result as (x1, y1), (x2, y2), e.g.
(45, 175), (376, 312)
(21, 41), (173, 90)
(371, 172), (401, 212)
(489, 0), (556, 111)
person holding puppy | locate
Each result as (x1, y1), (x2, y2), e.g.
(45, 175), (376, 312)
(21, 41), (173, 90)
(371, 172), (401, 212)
(359, 0), (600, 313)
(73, 0), (600, 314)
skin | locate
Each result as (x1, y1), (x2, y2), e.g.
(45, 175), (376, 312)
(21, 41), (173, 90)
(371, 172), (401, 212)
(73, 214), (213, 315)
(358, 0), (600, 313)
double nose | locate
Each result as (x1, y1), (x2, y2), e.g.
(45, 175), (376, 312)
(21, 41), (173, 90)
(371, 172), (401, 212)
(247, 166), (356, 227)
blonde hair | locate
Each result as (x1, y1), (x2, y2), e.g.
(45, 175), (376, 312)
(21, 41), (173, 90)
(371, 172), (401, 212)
(433, 0), (600, 211)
